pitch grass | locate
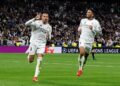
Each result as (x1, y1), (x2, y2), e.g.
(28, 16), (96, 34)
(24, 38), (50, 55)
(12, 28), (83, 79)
(0, 53), (120, 86)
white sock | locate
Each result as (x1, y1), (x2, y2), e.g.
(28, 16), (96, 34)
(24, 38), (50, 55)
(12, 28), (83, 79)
(78, 56), (85, 70)
(34, 57), (42, 77)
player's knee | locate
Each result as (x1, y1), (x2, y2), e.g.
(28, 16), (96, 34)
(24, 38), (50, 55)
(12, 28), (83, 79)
(28, 55), (35, 63)
(37, 54), (44, 58)
(79, 47), (85, 56)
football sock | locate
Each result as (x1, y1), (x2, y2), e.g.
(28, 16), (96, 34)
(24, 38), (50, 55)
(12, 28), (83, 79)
(92, 52), (95, 60)
(78, 55), (85, 70)
(34, 57), (42, 77)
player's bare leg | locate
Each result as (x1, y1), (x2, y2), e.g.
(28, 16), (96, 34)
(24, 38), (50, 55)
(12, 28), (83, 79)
(33, 54), (43, 82)
(77, 47), (86, 77)
(84, 53), (89, 65)
(27, 55), (35, 63)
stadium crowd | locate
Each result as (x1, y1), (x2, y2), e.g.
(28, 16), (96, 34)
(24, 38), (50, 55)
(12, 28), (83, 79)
(0, 0), (120, 48)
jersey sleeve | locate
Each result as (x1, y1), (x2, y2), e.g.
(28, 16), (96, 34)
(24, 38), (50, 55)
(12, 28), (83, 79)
(48, 26), (52, 40)
(25, 18), (36, 27)
(92, 20), (102, 35)
(78, 19), (83, 32)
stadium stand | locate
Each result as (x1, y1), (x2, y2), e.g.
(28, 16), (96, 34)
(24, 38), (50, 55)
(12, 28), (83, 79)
(0, 0), (120, 47)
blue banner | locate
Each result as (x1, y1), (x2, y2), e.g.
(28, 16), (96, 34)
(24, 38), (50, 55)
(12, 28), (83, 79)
(62, 47), (120, 53)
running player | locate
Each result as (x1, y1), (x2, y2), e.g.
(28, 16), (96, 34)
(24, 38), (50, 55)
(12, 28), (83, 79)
(77, 8), (102, 77)
(25, 12), (52, 81)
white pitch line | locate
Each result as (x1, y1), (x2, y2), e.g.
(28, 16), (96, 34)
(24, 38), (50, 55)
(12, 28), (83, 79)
(54, 61), (120, 65)
(89, 61), (120, 65)
(43, 62), (116, 68)
(86, 65), (114, 68)
(3, 60), (120, 68)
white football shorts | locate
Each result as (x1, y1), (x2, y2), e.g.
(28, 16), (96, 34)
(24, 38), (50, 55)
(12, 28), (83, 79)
(26, 43), (46, 55)
(79, 41), (92, 53)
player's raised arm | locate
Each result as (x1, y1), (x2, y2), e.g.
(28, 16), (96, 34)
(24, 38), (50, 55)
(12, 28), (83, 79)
(25, 13), (41, 26)
(25, 18), (35, 26)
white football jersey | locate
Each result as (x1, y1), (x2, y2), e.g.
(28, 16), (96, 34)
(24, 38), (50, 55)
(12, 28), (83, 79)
(25, 18), (52, 46)
(78, 18), (102, 43)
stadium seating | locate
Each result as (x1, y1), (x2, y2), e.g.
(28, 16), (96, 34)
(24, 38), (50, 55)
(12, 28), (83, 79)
(0, 0), (119, 47)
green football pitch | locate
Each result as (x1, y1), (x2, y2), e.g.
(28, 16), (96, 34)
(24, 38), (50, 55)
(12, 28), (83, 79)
(0, 53), (120, 86)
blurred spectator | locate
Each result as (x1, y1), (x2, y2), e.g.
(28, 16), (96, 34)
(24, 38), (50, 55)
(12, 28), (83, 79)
(106, 38), (113, 47)
(0, 0), (119, 47)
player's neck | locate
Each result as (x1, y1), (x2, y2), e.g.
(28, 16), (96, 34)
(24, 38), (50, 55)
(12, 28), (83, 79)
(43, 22), (48, 24)
(87, 17), (94, 20)
(42, 21), (48, 24)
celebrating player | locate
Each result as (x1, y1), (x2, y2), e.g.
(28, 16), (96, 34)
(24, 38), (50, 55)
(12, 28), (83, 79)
(25, 12), (52, 81)
(77, 8), (102, 77)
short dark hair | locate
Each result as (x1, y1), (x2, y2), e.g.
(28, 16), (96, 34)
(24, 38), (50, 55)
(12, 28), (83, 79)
(87, 8), (96, 15)
(41, 11), (49, 14)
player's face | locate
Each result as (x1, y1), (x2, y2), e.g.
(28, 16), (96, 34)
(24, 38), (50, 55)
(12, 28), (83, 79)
(86, 10), (94, 18)
(41, 13), (49, 24)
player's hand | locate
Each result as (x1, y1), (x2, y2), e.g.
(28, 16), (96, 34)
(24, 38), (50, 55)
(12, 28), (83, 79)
(89, 25), (93, 30)
(35, 13), (41, 20)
